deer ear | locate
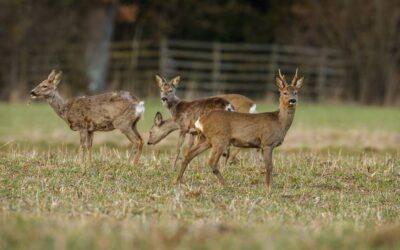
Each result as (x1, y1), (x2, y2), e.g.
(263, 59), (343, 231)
(293, 77), (304, 90)
(52, 70), (62, 88)
(275, 76), (286, 90)
(170, 76), (181, 88)
(53, 71), (63, 88)
(155, 75), (164, 88)
(48, 69), (57, 80)
(154, 112), (163, 126)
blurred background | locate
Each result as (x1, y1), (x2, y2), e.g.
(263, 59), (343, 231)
(0, 0), (399, 105)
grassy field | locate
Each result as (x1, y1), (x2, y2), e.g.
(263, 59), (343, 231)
(0, 100), (399, 249)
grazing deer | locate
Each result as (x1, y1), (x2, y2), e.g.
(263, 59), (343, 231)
(177, 69), (304, 189)
(154, 75), (234, 168)
(30, 70), (144, 165)
(147, 94), (257, 164)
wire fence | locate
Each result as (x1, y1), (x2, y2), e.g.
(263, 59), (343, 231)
(1, 38), (348, 101)
(110, 38), (348, 100)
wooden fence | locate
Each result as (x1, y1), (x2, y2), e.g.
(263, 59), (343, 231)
(1, 38), (348, 101)
(110, 39), (348, 100)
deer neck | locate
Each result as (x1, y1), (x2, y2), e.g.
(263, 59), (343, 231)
(47, 91), (67, 121)
(163, 119), (180, 134)
(278, 102), (296, 133)
(166, 96), (181, 117)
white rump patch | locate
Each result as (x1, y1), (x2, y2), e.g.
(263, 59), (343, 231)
(249, 104), (257, 113)
(225, 104), (234, 112)
(136, 101), (145, 115)
(195, 119), (203, 132)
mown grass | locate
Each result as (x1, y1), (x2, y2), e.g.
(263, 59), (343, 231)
(0, 101), (399, 249)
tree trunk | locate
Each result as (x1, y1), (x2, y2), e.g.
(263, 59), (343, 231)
(85, 3), (117, 94)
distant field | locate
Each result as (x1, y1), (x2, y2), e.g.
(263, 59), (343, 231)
(1, 100), (399, 149)
(0, 101), (399, 249)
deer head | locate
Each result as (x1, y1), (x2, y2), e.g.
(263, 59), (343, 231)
(147, 112), (179, 145)
(30, 70), (63, 99)
(155, 75), (181, 106)
(275, 69), (304, 108)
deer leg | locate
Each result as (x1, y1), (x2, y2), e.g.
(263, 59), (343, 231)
(176, 141), (211, 184)
(227, 147), (241, 165)
(79, 130), (88, 165)
(173, 131), (186, 169)
(86, 131), (94, 165)
(186, 134), (195, 151)
(130, 122), (143, 165)
(119, 123), (143, 166)
(208, 146), (226, 185)
(222, 146), (230, 167)
(262, 146), (273, 189)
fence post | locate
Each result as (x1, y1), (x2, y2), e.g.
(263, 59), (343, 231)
(159, 38), (168, 76)
(212, 42), (221, 94)
(317, 49), (328, 101)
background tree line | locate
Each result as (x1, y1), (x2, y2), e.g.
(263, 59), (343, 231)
(0, 0), (398, 105)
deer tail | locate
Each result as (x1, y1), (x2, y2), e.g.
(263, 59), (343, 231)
(135, 101), (145, 115)
(225, 104), (235, 112)
(249, 104), (257, 113)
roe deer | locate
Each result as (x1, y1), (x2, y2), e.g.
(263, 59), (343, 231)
(30, 70), (144, 165)
(154, 75), (234, 168)
(177, 69), (304, 189)
(147, 94), (257, 164)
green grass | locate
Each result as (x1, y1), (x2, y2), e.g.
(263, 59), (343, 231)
(0, 101), (399, 249)
(1, 100), (399, 138)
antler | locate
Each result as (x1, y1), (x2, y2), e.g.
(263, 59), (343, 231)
(291, 68), (299, 85)
(278, 69), (285, 80)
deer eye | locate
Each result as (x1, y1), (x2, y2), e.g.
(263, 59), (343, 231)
(42, 85), (48, 88)
(283, 92), (288, 95)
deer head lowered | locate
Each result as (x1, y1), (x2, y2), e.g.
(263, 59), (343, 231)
(176, 69), (304, 190)
(30, 69), (145, 166)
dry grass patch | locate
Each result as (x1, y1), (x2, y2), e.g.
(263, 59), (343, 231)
(0, 145), (399, 249)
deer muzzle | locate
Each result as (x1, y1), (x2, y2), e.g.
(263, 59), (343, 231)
(30, 91), (38, 98)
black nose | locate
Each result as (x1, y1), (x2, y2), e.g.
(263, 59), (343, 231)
(289, 99), (297, 104)
(147, 141), (152, 145)
(30, 91), (37, 96)
(161, 97), (167, 102)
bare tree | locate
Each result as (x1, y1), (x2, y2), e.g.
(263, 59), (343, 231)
(287, 0), (400, 105)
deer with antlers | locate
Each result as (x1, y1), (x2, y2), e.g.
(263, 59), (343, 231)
(30, 70), (144, 166)
(154, 75), (235, 168)
(176, 69), (304, 189)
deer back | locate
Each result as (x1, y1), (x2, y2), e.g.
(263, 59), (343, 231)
(216, 94), (255, 113)
(172, 97), (232, 131)
(65, 91), (142, 131)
